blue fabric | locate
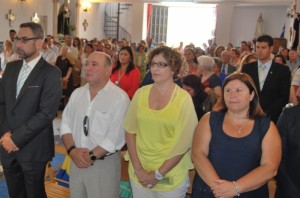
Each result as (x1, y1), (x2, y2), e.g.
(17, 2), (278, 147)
(219, 72), (227, 85)
(0, 179), (8, 198)
(192, 111), (270, 198)
(55, 155), (71, 187)
(50, 153), (65, 168)
(56, 169), (69, 187)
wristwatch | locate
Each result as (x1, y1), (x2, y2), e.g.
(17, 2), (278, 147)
(89, 151), (96, 161)
(155, 170), (164, 181)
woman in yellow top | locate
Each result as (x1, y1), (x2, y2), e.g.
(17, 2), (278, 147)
(124, 46), (198, 197)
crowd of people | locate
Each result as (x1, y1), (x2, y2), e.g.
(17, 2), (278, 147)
(0, 22), (300, 198)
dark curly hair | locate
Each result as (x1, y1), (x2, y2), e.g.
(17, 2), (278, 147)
(147, 46), (183, 76)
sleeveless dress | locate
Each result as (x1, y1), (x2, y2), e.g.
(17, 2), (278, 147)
(192, 111), (270, 198)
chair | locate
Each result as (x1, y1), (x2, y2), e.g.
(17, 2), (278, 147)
(44, 144), (70, 198)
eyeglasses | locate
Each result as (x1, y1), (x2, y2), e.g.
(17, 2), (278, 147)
(83, 116), (89, 136)
(150, 61), (168, 68)
(15, 37), (40, 43)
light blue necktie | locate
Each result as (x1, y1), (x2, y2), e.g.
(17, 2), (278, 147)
(258, 64), (266, 90)
(16, 64), (30, 97)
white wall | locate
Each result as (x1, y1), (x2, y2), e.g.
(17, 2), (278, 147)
(0, 0), (292, 49)
(78, 3), (104, 40)
(228, 5), (288, 47)
(215, 2), (234, 46)
(0, 0), (52, 41)
(130, 2), (147, 43)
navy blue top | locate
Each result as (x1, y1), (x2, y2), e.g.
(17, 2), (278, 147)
(192, 111), (270, 198)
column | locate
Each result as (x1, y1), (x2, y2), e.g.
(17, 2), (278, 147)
(52, 0), (58, 35)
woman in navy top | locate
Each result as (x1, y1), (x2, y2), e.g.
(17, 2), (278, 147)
(192, 73), (281, 198)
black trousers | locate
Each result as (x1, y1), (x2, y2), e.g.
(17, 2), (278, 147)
(1, 152), (47, 198)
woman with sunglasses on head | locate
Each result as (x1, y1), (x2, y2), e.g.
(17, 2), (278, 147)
(124, 46), (198, 197)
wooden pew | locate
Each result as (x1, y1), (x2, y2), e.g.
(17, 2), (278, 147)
(44, 144), (70, 198)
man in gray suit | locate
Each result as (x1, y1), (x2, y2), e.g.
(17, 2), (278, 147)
(0, 22), (62, 198)
(220, 50), (236, 75)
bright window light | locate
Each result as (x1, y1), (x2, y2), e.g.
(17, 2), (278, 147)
(166, 4), (216, 48)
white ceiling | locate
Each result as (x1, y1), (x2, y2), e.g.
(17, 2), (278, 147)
(89, 0), (292, 6)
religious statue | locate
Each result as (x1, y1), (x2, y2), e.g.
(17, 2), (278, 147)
(255, 13), (264, 38)
(32, 13), (40, 24)
(57, 1), (71, 35)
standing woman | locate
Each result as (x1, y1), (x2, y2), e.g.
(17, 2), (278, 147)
(110, 46), (140, 99)
(72, 37), (83, 58)
(180, 47), (198, 77)
(134, 40), (148, 81)
(197, 56), (223, 111)
(230, 48), (241, 69)
(55, 46), (74, 103)
(0, 40), (19, 71)
(192, 73), (281, 198)
(124, 46), (198, 197)
(79, 43), (94, 86)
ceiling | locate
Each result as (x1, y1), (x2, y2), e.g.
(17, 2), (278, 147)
(89, 0), (292, 6)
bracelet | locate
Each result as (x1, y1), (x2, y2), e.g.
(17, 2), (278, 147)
(232, 181), (240, 196)
(67, 145), (76, 155)
(134, 167), (143, 175)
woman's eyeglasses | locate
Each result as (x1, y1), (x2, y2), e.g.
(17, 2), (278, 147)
(83, 116), (89, 136)
(150, 62), (168, 68)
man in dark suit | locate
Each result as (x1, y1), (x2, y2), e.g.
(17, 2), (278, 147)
(276, 105), (300, 198)
(220, 50), (236, 75)
(241, 35), (291, 123)
(0, 22), (62, 198)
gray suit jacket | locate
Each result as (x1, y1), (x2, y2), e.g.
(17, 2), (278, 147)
(0, 58), (62, 162)
(222, 63), (236, 75)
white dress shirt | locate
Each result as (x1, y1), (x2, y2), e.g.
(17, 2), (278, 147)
(60, 80), (130, 153)
(292, 68), (300, 86)
(257, 60), (272, 80)
(41, 49), (57, 65)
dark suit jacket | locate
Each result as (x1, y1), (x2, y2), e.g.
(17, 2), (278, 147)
(276, 105), (300, 198)
(227, 64), (236, 75)
(0, 58), (62, 162)
(222, 63), (236, 75)
(241, 61), (291, 123)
